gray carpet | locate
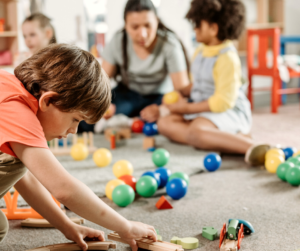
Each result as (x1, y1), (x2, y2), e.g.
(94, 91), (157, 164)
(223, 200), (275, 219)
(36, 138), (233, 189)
(2, 105), (300, 251)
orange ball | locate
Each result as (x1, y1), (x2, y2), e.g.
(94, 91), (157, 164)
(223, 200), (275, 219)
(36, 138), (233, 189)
(119, 175), (137, 191)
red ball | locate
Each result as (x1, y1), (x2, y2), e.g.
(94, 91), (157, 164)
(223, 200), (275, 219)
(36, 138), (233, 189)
(119, 175), (137, 191)
(131, 120), (144, 133)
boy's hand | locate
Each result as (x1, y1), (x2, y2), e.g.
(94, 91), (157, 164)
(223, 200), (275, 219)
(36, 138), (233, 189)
(165, 98), (189, 114)
(63, 223), (105, 251)
(140, 104), (160, 123)
(118, 221), (157, 251)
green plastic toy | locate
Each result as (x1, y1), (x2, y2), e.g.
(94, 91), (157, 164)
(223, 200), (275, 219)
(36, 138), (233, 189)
(152, 148), (170, 167)
(277, 162), (294, 181)
(171, 237), (199, 250)
(286, 166), (300, 186)
(112, 184), (135, 207)
(136, 176), (158, 197)
(168, 172), (190, 186)
(202, 226), (218, 241)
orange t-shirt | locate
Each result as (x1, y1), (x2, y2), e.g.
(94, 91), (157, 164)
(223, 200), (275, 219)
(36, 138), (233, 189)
(0, 70), (48, 157)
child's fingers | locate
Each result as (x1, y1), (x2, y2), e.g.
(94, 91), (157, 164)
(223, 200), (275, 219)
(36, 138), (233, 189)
(147, 228), (157, 242)
(75, 236), (88, 251)
(85, 230), (105, 241)
(128, 239), (138, 251)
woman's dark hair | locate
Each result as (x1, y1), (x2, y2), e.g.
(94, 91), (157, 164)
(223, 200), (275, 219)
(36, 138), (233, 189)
(23, 13), (57, 44)
(186, 0), (245, 41)
(117, 0), (190, 84)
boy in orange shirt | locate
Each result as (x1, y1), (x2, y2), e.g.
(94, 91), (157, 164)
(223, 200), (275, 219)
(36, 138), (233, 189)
(0, 44), (156, 250)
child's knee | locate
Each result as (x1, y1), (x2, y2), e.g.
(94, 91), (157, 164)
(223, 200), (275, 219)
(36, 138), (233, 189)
(186, 126), (208, 148)
(0, 210), (8, 244)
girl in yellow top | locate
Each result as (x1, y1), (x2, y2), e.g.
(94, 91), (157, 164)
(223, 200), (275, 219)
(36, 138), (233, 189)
(158, 0), (269, 165)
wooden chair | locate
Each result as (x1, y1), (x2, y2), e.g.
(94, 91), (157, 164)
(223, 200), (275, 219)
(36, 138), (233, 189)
(247, 28), (300, 113)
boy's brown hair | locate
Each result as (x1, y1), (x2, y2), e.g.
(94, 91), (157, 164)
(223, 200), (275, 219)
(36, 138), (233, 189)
(14, 43), (111, 124)
(186, 0), (245, 41)
(23, 13), (57, 44)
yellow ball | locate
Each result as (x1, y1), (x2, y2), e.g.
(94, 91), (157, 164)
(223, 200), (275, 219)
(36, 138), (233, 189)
(70, 143), (89, 161)
(265, 155), (285, 173)
(163, 91), (179, 104)
(105, 179), (125, 200)
(265, 148), (285, 159)
(93, 148), (112, 167)
(293, 150), (300, 157)
(113, 160), (133, 178)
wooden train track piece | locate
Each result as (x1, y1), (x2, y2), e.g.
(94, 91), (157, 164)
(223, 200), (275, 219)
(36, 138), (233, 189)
(21, 218), (84, 228)
(26, 241), (116, 251)
(108, 232), (184, 251)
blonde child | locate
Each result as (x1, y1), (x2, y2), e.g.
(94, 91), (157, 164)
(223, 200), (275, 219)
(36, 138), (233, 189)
(0, 44), (156, 250)
(14, 13), (56, 66)
(157, 0), (269, 165)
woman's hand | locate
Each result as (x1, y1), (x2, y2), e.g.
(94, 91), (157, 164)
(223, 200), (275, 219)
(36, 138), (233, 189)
(117, 221), (157, 251)
(62, 223), (105, 251)
(165, 98), (189, 114)
(103, 104), (116, 120)
(140, 104), (160, 123)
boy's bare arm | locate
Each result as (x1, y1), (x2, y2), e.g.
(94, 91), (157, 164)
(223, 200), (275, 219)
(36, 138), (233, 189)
(178, 83), (193, 97)
(10, 143), (141, 234)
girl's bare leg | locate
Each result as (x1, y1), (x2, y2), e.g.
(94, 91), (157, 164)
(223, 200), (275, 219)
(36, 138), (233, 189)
(186, 117), (254, 154)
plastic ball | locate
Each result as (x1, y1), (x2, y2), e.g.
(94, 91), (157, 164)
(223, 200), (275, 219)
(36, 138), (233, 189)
(168, 172), (189, 186)
(286, 166), (300, 186)
(277, 162), (295, 181)
(143, 123), (158, 136)
(142, 171), (161, 187)
(154, 168), (171, 188)
(166, 178), (188, 200)
(113, 160), (133, 178)
(70, 143), (89, 161)
(265, 148), (285, 159)
(136, 176), (158, 197)
(152, 148), (170, 167)
(112, 184), (135, 207)
(119, 175), (137, 191)
(265, 155), (285, 173)
(131, 120), (145, 133)
(287, 156), (300, 166)
(93, 148), (112, 167)
(203, 153), (222, 172)
(283, 147), (297, 160)
(105, 179), (125, 200)
(163, 91), (180, 104)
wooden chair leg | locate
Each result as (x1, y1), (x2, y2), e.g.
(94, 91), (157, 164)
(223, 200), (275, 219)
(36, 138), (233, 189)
(272, 75), (280, 113)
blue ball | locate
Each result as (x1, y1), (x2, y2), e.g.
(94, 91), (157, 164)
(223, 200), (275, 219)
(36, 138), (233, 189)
(166, 178), (187, 200)
(142, 171), (161, 187)
(204, 153), (222, 172)
(154, 168), (171, 188)
(283, 147), (296, 160)
(143, 123), (158, 136)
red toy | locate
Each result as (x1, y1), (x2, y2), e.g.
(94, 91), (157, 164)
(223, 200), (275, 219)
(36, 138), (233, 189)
(155, 195), (173, 210)
(131, 120), (144, 133)
(119, 175), (137, 191)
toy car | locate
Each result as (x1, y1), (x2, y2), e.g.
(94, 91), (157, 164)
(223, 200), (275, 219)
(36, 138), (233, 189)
(220, 219), (244, 251)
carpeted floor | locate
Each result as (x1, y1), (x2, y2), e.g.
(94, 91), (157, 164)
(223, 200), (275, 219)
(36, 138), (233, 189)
(2, 104), (300, 251)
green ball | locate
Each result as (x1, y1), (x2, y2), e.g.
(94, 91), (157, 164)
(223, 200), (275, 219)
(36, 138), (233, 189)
(286, 166), (300, 186)
(168, 172), (190, 186)
(152, 148), (170, 167)
(287, 156), (300, 165)
(136, 176), (158, 197)
(112, 184), (135, 207)
(277, 162), (294, 181)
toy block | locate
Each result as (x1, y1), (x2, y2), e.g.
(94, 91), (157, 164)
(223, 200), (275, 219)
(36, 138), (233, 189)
(143, 137), (155, 150)
(104, 127), (131, 141)
(220, 239), (238, 251)
(170, 237), (199, 250)
(21, 218), (84, 228)
(156, 196), (173, 210)
(108, 232), (184, 251)
(26, 241), (117, 250)
(157, 235), (163, 241)
(202, 226), (218, 241)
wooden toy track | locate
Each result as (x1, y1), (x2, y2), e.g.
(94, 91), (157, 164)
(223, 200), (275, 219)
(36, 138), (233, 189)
(108, 232), (184, 251)
(26, 241), (116, 251)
